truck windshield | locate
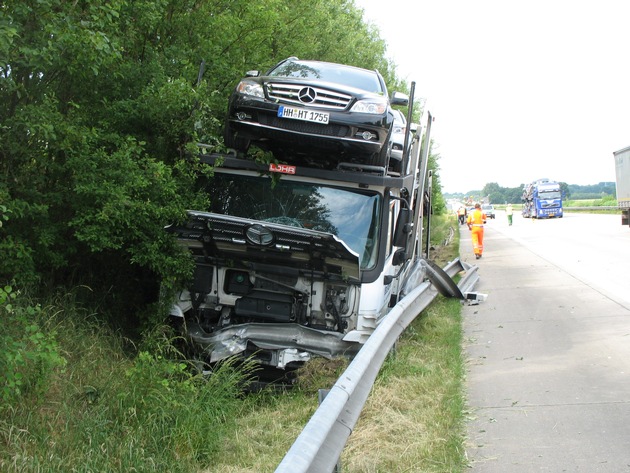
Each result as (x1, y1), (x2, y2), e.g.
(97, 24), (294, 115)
(539, 189), (561, 199)
(206, 173), (382, 269)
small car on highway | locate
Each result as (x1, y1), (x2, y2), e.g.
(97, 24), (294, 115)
(224, 57), (409, 168)
(482, 204), (496, 219)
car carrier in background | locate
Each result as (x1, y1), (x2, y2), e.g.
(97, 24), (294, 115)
(521, 178), (563, 218)
(166, 82), (435, 384)
(613, 146), (630, 227)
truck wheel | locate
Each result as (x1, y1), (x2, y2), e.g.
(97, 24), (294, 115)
(223, 124), (250, 153)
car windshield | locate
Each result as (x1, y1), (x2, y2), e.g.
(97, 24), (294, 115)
(205, 173), (382, 269)
(268, 60), (384, 94)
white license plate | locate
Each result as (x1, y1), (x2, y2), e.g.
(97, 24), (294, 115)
(278, 106), (329, 124)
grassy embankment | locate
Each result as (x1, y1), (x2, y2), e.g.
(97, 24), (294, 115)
(1, 214), (468, 472)
(563, 197), (619, 214)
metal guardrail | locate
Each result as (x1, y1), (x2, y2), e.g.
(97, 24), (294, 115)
(275, 258), (478, 473)
(492, 206), (620, 212)
(563, 206), (619, 211)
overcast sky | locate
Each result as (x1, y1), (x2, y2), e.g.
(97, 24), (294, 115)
(356, 0), (630, 193)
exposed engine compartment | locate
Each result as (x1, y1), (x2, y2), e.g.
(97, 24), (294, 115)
(173, 265), (358, 336)
(167, 210), (364, 371)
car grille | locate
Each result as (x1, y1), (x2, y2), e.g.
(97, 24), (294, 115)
(266, 83), (352, 110)
(259, 114), (349, 137)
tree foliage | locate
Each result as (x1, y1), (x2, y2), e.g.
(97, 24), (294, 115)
(474, 182), (522, 205)
(566, 181), (616, 200)
(448, 180), (615, 205)
(1, 0), (442, 313)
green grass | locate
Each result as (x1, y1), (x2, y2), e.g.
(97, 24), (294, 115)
(0, 290), (251, 473)
(426, 213), (460, 265)
(563, 198), (620, 214)
(341, 296), (466, 472)
(564, 196), (617, 207)
(339, 213), (466, 472)
(1, 214), (467, 472)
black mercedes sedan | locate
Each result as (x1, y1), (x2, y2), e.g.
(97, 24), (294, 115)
(224, 57), (409, 168)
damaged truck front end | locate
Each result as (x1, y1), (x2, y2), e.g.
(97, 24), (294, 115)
(166, 168), (391, 373)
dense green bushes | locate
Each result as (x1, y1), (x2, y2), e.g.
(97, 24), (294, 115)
(0, 289), (252, 472)
(0, 0), (402, 299)
(0, 286), (65, 403)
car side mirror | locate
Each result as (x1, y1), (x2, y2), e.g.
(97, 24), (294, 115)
(245, 70), (260, 77)
(390, 91), (409, 106)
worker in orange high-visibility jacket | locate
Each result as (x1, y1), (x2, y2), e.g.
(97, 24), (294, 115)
(467, 203), (487, 259)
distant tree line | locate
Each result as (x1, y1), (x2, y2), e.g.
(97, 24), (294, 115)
(445, 181), (616, 204)
(567, 182), (616, 200)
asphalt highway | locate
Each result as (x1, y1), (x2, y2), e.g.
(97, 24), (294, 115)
(461, 211), (630, 472)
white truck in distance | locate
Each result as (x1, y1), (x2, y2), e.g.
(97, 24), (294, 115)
(613, 146), (630, 227)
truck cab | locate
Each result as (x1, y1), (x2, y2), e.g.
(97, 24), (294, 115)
(522, 179), (563, 218)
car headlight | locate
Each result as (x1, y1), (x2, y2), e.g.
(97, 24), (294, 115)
(350, 99), (388, 114)
(236, 80), (264, 98)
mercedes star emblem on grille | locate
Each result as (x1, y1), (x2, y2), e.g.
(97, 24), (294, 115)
(298, 87), (317, 103)
(245, 224), (274, 246)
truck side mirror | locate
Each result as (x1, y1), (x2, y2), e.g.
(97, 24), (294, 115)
(393, 208), (411, 247)
(392, 248), (407, 266)
(384, 248), (409, 285)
